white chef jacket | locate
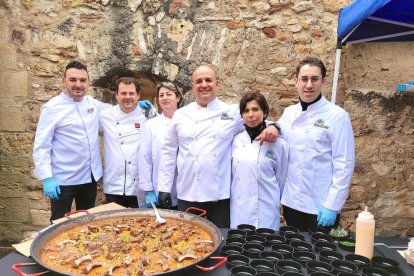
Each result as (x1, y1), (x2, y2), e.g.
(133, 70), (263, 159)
(138, 113), (178, 207)
(157, 97), (244, 202)
(230, 130), (289, 231)
(279, 96), (355, 214)
(99, 105), (148, 196)
(33, 92), (109, 185)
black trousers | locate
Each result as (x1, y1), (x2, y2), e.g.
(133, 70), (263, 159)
(50, 177), (97, 223)
(177, 198), (230, 228)
(105, 194), (139, 208)
(282, 205), (340, 232)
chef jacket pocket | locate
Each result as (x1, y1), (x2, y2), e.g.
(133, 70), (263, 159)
(307, 127), (330, 150)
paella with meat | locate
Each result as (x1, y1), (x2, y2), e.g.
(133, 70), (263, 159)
(40, 216), (215, 275)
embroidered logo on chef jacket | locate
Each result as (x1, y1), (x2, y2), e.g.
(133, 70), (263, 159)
(265, 150), (277, 161)
(220, 112), (234, 120)
(135, 123), (141, 128)
(87, 108), (94, 114)
(314, 119), (329, 129)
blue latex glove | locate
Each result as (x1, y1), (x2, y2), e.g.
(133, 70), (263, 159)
(138, 100), (151, 109)
(43, 177), (61, 200)
(317, 206), (337, 227)
(145, 191), (158, 208)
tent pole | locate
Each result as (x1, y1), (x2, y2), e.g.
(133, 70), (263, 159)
(331, 41), (342, 104)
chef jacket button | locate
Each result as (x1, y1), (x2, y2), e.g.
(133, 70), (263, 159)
(128, 161), (131, 164)
(119, 133), (122, 136)
(133, 178), (135, 181)
(196, 173), (200, 178)
(121, 142), (124, 145)
(116, 122), (119, 125)
(213, 135), (216, 139)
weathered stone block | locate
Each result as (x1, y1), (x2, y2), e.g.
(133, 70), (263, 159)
(0, 222), (24, 244)
(323, 0), (347, 13)
(0, 173), (28, 198)
(30, 209), (50, 227)
(0, 197), (28, 223)
(0, 155), (30, 174)
(0, 19), (8, 43)
(0, 71), (27, 97)
(0, 132), (34, 155)
(0, 106), (25, 131)
(0, 45), (16, 70)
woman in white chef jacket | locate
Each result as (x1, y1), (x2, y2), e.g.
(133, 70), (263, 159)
(230, 92), (289, 231)
(137, 82), (182, 209)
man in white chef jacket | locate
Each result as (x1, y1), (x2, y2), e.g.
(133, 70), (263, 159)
(33, 61), (110, 222)
(157, 64), (279, 228)
(99, 77), (150, 208)
(279, 56), (355, 231)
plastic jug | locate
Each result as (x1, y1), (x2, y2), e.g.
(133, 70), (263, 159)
(355, 207), (375, 259)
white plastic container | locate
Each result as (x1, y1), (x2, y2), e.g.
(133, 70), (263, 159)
(355, 207), (375, 259)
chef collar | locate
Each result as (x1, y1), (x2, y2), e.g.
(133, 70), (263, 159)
(244, 121), (266, 143)
(300, 93), (322, 111)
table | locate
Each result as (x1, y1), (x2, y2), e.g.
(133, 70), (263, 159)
(1, 230), (413, 276)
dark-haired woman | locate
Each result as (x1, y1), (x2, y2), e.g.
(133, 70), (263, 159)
(230, 92), (288, 231)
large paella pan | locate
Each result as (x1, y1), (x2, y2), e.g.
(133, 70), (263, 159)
(27, 208), (225, 275)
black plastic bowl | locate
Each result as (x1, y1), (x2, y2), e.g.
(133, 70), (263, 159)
(266, 234), (287, 246)
(226, 237), (246, 248)
(226, 254), (250, 269)
(309, 272), (335, 276)
(227, 229), (248, 239)
(259, 251), (284, 264)
(361, 266), (391, 276)
(257, 272), (278, 276)
(242, 243), (265, 258)
(307, 260), (334, 274)
(331, 260), (358, 274)
(344, 253), (371, 270)
(231, 265), (257, 276)
(280, 225), (299, 235)
(284, 233), (306, 244)
(291, 241), (313, 252)
(250, 259), (275, 273)
(314, 241), (337, 253)
(237, 224), (256, 236)
(271, 243), (294, 259)
(319, 250), (343, 263)
(292, 251), (316, 266)
(282, 272), (303, 276)
(245, 234), (266, 246)
(222, 244), (243, 256)
(337, 236), (356, 252)
(256, 227), (275, 237)
(311, 233), (334, 244)
(308, 226), (330, 235)
(371, 256), (399, 273)
(276, 260), (302, 274)
(337, 272), (360, 276)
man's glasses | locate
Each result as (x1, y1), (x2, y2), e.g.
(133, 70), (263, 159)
(299, 77), (322, 84)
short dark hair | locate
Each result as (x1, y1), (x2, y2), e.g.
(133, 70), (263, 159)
(115, 77), (140, 93)
(295, 56), (327, 79)
(156, 81), (183, 108)
(64, 60), (88, 77)
(239, 92), (269, 120)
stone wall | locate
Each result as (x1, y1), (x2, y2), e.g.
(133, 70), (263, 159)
(0, 0), (413, 255)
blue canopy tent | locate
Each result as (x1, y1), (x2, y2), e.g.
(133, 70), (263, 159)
(331, 0), (414, 103)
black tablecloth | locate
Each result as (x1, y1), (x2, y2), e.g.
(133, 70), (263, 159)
(1, 229), (413, 276)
